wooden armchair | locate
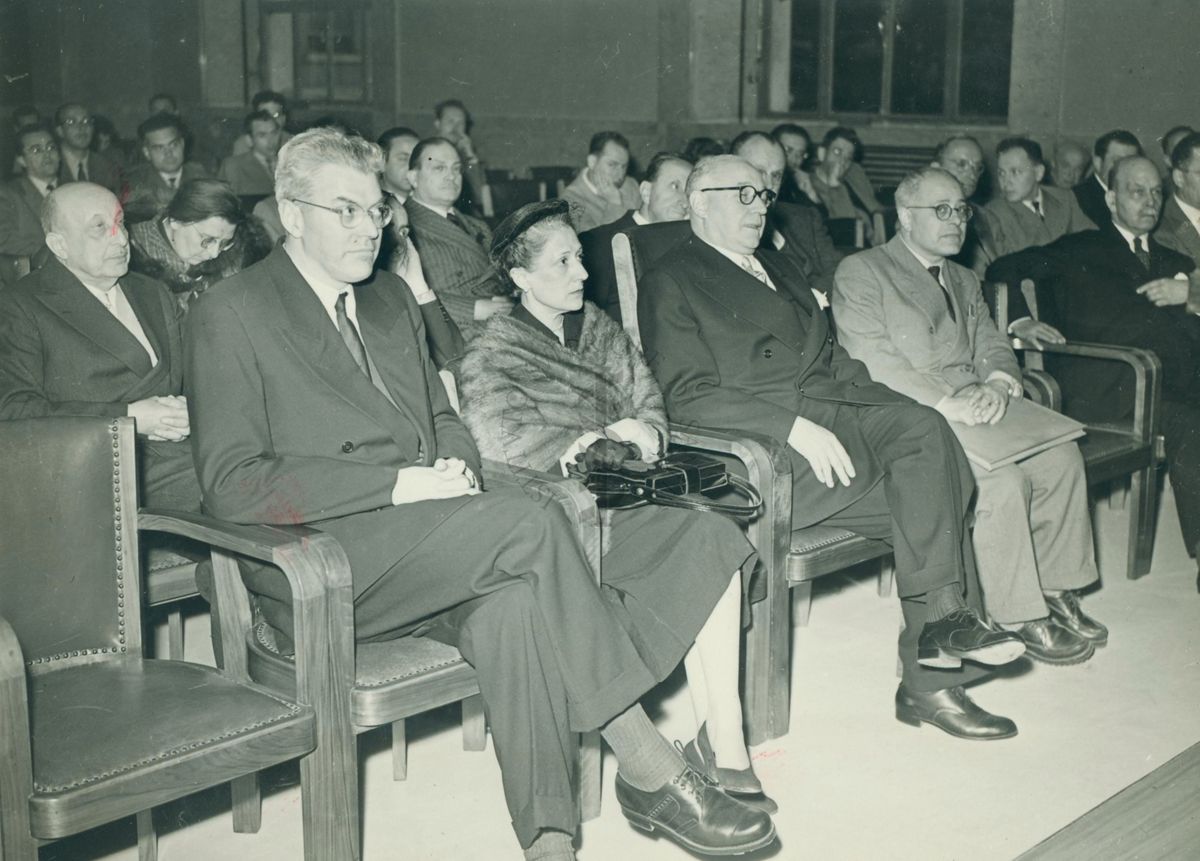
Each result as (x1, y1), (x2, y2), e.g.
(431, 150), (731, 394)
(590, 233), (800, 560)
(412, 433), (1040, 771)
(481, 179), (545, 221)
(612, 224), (893, 745)
(0, 417), (351, 860)
(988, 281), (1163, 579)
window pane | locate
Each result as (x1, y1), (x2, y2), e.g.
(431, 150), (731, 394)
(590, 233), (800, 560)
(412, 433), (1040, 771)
(959, 0), (1013, 118)
(891, 0), (948, 115)
(788, 0), (822, 112)
(832, 0), (885, 113)
(295, 11), (328, 101)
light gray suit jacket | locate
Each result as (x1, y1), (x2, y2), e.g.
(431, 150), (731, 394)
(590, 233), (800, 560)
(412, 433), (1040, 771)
(977, 185), (1095, 260)
(831, 234), (1020, 407)
(1154, 194), (1200, 266)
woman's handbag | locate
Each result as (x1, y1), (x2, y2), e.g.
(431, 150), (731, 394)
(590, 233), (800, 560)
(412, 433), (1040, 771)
(569, 451), (764, 520)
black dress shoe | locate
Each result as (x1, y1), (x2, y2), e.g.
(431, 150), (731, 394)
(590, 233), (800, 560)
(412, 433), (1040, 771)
(1014, 617), (1095, 665)
(614, 767), (776, 856)
(1044, 591), (1108, 646)
(682, 724), (778, 814)
(895, 684), (1017, 740)
(917, 608), (1026, 669)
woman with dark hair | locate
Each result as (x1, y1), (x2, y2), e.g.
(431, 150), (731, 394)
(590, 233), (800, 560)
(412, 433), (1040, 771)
(458, 200), (778, 826)
(130, 178), (273, 309)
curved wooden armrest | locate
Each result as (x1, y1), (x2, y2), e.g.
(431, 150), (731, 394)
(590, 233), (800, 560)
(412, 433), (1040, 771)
(1021, 369), (1062, 411)
(0, 615), (24, 684)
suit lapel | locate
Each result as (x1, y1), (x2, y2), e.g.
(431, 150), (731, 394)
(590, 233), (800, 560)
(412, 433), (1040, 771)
(408, 200), (486, 255)
(1042, 191), (1069, 237)
(14, 178), (44, 221)
(883, 235), (952, 328)
(121, 276), (170, 370)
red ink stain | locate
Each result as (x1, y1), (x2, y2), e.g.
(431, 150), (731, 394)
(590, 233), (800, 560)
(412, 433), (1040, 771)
(752, 748), (785, 761)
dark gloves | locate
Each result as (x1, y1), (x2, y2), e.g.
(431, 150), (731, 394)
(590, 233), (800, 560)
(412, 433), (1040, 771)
(573, 437), (641, 474)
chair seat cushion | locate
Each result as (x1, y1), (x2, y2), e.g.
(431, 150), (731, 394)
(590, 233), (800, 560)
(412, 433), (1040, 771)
(786, 526), (892, 584)
(1079, 428), (1153, 484)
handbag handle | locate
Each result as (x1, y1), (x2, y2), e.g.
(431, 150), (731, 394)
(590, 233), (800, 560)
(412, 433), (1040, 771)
(583, 470), (763, 520)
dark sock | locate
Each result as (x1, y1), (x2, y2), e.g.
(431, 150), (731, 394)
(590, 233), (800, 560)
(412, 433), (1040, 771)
(523, 830), (575, 861)
(926, 582), (967, 620)
(601, 705), (685, 791)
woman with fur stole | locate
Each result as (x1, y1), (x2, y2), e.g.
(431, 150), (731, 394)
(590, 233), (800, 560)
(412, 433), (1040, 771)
(458, 200), (776, 814)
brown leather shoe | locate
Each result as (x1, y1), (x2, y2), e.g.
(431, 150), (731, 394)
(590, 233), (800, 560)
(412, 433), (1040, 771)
(895, 684), (1017, 740)
(681, 725), (778, 814)
(1045, 592), (1108, 646)
(615, 767), (776, 856)
(917, 608), (1026, 668)
(1014, 617), (1095, 665)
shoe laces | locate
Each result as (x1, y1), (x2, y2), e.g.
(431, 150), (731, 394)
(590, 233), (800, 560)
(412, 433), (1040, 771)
(673, 764), (717, 799)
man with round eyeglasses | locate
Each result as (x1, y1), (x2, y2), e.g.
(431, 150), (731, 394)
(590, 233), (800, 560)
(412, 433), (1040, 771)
(53, 102), (123, 194)
(0, 122), (61, 284)
(834, 166), (1104, 668)
(641, 156), (1027, 742)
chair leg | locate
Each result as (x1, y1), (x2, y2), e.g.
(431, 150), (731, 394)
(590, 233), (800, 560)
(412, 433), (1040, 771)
(743, 570), (791, 746)
(461, 694), (487, 751)
(391, 719), (407, 781)
(136, 809), (157, 861)
(877, 558), (894, 598)
(231, 773), (262, 833)
(791, 582), (813, 627)
(167, 608), (185, 661)
(577, 730), (602, 822)
(1127, 467), (1159, 580)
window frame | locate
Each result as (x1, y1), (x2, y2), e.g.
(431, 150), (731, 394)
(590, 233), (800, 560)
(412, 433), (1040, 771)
(256, 0), (374, 106)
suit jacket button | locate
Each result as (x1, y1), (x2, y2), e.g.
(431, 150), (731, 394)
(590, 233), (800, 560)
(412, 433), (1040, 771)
(763, 348), (774, 358)
(341, 441), (355, 453)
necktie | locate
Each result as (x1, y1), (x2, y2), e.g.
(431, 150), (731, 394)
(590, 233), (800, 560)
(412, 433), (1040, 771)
(741, 256), (770, 288)
(1031, 199), (1043, 220)
(334, 292), (370, 378)
(167, 175), (177, 189)
(43, 181), (55, 197)
(76, 161), (87, 182)
(446, 210), (474, 239)
(1134, 236), (1152, 270)
(927, 265), (957, 322)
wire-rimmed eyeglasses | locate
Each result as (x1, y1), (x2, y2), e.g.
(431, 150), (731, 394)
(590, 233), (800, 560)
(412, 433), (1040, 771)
(291, 198), (393, 229)
(905, 203), (974, 222)
(699, 185), (778, 206)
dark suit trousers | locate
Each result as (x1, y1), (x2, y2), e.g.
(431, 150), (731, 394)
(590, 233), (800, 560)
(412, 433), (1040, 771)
(817, 403), (989, 692)
(1162, 399), (1200, 554)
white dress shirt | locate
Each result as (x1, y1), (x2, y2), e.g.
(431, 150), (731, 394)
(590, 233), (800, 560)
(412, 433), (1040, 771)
(82, 282), (158, 367)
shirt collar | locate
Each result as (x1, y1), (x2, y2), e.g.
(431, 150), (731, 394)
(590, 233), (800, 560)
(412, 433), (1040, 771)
(1112, 220), (1148, 253)
(284, 241), (354, 324)
(61, 150), (88, 172)
(1021, 187), (1044, 211)
(632, 210), (649, 226)
(411, 195), (453, 219)
(898, 234), (944, 271)
(581, 168), (600, 197)
(27, 175), (54, 196)
(1175, 194), (1200, 229)
(159, 168), (183, 184)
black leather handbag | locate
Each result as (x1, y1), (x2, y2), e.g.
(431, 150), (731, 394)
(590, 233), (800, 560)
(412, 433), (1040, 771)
(569, 451), (763, 520)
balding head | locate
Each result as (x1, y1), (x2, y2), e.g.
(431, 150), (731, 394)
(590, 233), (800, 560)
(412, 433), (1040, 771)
(43, 183), (130, 288)
(687, 155), (770, 255)
(730, 132), (787, 196)
(933, 136), (984, 199)
(1106, 156), (1163, 235)
(1051, 141), (1090, 189)
(895, 167), (970, 259)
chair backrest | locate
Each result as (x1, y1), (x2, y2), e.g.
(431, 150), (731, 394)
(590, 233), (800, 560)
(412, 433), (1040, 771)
(529, 166), (576, 198)
(0, 417), (144, 665)
(611, 220), (693, 343)
(826, 217), (865, 249)
(482, 179), (545, 220)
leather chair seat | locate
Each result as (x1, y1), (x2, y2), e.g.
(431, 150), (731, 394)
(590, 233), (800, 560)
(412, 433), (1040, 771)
(1078, 427), (1154, 484)
(786, 526), (892, 584)
(28, 657), (314, 836)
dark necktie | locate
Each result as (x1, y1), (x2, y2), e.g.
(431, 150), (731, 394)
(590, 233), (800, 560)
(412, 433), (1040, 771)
(76, 161), (87, 182)
(1031, 199), (1044, 220)
(167, 175), (177, 189)
(927, 265), (957, 322)
(334, 292), (370, 378)
(446, 210), (476, 241)
(1134, 236), (1151, 270)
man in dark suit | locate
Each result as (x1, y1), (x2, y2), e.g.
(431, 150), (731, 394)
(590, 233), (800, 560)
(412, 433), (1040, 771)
(731, 131), (843, 300)
(639, 155), (1025, 740)
(1074, 130), (1142, 228)
(988, 156), (1200, 582)
(1155, 131), (1200, 265)
(53, 103), (123, 195)
(217, 110), (280, 199)
(578, 151), (691, 323)
(404, 137), (513, 331)
(0, 182), (196, 511)
(122, 112), (210, 224)
(0, 123), (59, 286)
(186, 129), (773, 859)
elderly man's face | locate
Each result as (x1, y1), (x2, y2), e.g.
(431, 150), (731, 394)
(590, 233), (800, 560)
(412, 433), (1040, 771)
(1108, 158), (1163, 234)
(588, 142), (630, 189)
(738, 137), (787, 196)
(691, 160), (769, 256)
(410, 141), (463, 208)
(899, 173), (968, 259)
(776, 132), (809, 172)
(18, 130), (60, 181)
(641, 159), (691, 222)
(936, 139), (985, 199)
(290, 164), (384, 284)
(383, 135), (418, 194)
(997, 148), (1044, 203)
(50, 185), (130, 283)
(143, 126), (186, 174)
(250, 118), (282, 159)
(1096, 141), (1140, 187)
(56, 105), (94, 151)
(1052, 146), (1089, 189)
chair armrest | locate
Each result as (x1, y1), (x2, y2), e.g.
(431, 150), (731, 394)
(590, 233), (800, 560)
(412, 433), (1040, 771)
(1021, 369), (1062, 411)
(0, 615), (35, 835)
(1011, 340), (1162, 444)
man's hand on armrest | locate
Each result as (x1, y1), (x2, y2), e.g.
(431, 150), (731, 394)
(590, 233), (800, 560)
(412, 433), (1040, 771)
(1009, 317), (1065, 350)
(786, 416), (856, 488)
(392, 457), (481, 505)
(128, 395), (190, 441)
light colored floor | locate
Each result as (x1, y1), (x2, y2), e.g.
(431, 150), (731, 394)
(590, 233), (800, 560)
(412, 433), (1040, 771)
(43, 482), (1200, 861)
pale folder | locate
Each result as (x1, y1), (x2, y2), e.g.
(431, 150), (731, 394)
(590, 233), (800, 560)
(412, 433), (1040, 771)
(951, 398), (1086, 472)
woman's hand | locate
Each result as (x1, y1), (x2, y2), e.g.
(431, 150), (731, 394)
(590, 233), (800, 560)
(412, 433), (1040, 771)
(605, 418), (663, 463)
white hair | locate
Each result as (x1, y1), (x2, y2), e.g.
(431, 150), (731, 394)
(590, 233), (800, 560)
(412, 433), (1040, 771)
(275, 127), (384, 203)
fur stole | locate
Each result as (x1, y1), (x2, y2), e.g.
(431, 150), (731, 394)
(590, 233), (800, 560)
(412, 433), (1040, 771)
(458, 302), (667, 472)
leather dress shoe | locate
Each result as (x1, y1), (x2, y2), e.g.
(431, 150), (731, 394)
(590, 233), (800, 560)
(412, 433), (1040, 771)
(1044, 591), (1108, 646)
(1014, 617), (1095, 665)
(614, 767), (776, 856)
(917, 608), (1026, 669)
(895, 684), (1017, 740)
(682, 724), (778, 814)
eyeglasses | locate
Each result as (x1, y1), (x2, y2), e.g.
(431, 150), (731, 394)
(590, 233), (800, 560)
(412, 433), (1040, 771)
(905, 203), (974, 222)
(946, 157), (985, 177)
(700, 185), (778, 206)
(60, 117), (93, 128)
(22, 144), (57, 156)
(291, 198), (393, 229)
(391, 224), (411, 240)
